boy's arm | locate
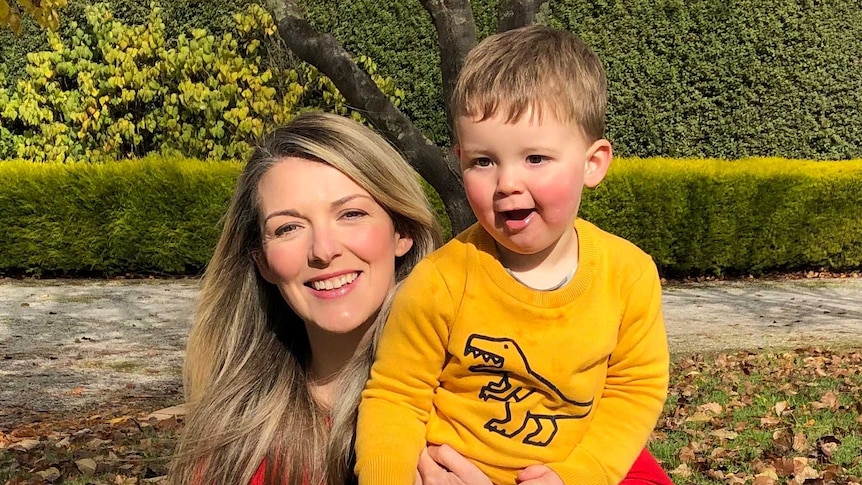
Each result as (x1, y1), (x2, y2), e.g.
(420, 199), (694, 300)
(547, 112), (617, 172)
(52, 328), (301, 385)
(546, 263), (669, 485)
(355, 259), (455, 485)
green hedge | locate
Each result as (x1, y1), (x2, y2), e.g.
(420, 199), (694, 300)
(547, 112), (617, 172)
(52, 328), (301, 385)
(0, 158), (238, 274)
(0, 158), (448, 275)
(303, 0), (862, 160)
(5, 1), (860, 158)
(2, 157), (860, 276)
(580, 158), (862, 276)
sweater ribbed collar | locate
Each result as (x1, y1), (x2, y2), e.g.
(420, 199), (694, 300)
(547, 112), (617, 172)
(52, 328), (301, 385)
(470, 219), (598, 308)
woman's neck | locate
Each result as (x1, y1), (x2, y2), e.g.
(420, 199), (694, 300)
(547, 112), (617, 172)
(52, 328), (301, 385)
(304, 320), (371, 406)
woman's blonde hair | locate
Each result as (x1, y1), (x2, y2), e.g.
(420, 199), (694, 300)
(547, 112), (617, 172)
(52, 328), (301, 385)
(168, 112), (442, 485)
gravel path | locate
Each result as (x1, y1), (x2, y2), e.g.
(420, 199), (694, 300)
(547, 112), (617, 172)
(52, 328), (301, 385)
(2, 277), (861, 428)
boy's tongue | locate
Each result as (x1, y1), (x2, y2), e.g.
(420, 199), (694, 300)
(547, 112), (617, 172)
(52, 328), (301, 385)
(502, 209), (535, 231)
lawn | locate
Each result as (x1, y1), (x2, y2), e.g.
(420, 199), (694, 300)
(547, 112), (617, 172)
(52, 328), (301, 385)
(2, 347), (861, 484)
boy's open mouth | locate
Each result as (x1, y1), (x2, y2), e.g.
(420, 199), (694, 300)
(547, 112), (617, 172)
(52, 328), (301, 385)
(502, 209), (534, 221)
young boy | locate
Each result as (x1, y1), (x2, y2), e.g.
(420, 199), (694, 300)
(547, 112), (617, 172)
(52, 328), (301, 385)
(355, 25), (669, 485)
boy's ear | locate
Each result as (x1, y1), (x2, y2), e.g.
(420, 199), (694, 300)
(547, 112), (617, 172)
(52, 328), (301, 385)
(583, 139), (613, 188)
(453, 143), (462, 160)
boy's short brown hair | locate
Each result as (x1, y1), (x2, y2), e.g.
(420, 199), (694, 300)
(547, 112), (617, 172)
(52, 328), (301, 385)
(451, 24), (607, 142)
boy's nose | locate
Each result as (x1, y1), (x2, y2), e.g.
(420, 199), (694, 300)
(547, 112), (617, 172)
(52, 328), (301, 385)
(495, 166), (523, 195)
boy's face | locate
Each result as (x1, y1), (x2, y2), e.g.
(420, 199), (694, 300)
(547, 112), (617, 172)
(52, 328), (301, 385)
(455, 109), (610, 258)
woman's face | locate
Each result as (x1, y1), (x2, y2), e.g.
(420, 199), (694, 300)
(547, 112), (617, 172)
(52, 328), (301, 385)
(255, 157), (413, 335)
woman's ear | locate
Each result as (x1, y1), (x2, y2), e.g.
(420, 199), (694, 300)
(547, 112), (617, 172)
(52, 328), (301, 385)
(394, 233), (414, 258)
(583, 138), (613, 188)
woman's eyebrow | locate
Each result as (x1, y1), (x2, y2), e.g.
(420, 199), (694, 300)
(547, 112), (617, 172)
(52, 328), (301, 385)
(263, 209), (302, 223)
(262, 194), (373, 223)
(331, 194), (373, 208)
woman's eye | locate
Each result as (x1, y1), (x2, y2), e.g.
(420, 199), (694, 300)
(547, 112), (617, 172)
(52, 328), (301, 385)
(526, 155), (547, 164)
(342, 210), (368, 220)
(274, 223), (300, 236)
(473, 157), (492, 167)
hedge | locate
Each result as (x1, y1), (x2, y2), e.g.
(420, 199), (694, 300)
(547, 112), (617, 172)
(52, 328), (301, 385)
(0, 4), (404, 162)
(0, 158), (449, 275)
(580, 158), (862, 276)
(304, 0), (862, 160)
(2, 157), (860, 277)
(4, 1), (860, 159)
(0, 158), (238, 274)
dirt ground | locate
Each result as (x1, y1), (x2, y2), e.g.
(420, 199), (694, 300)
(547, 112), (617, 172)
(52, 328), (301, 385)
(2, 276), (861, 430)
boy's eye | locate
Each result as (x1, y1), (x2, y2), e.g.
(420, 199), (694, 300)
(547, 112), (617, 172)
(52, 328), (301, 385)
(526, 155), (547, 165)
(472, 157), (492, 167)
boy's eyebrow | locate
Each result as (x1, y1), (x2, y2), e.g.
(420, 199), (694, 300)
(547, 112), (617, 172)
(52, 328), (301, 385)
(262, 194), (373, 223)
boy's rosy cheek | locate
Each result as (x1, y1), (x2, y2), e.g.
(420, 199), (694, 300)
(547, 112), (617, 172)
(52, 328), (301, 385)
(536, 176), (584, 221)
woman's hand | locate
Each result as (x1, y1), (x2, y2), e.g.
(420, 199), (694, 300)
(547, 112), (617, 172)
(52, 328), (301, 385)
(516, 465), (564, 485)
(415, 444), (493, 485)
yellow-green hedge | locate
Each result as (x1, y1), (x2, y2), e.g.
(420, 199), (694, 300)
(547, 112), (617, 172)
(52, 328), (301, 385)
(581, 158), (862, 276)
(1, 157), (860, 276)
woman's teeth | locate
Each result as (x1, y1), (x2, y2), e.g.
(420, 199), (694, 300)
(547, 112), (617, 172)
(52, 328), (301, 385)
(311, 272), (358, 290)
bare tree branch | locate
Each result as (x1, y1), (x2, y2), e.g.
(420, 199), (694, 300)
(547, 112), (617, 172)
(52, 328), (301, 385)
(266, 0), (476, 233)
(497, 0), (547, 32)
(418, 0), (477, 132)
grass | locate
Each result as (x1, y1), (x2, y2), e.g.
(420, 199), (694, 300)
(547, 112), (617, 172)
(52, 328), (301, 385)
(2, 347), (861, 484)
(650, 349), (862, 483)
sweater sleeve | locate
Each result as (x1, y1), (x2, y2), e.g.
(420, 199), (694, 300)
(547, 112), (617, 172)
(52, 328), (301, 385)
(546, 263), (670, 485)
(355, 259), (455, 485)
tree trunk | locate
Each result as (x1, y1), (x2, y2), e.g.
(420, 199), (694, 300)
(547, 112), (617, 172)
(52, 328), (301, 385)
(418, 0), (477, 132)
(266, 0), (476, 234)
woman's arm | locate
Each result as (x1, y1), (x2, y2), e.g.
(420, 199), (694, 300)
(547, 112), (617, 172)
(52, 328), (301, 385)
(416, 445), (493, 485)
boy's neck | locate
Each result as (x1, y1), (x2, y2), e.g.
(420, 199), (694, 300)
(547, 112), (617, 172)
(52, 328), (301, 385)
(497, 227), (579, 289)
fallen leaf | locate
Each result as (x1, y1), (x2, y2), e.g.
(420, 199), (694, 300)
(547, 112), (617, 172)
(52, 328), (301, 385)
(697, 402), (723, 414)
(774, 457), (795, 477)
(792, 433), (809, 452)
(760, 415), (780, 426)
(684, 411), (712, 423)
(155, 416), (180, 431)
(795, 466), (820, 480)
(818, 435), (841, 458)
(709, 428), (739, 440)
(146, 404), (187, 421)
(669, 463), (692, 478)
(10, 439), (40, 451)
(76, 457), (98, 476)
(678, 446), (695, 462)
(753, 475), (777, 485)
(710, 447), (727, 459)
(774, 401), (789, 414)
(38, 467), (61, 482)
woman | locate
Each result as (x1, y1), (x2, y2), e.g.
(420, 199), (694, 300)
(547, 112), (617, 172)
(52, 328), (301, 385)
(168, 112), (671, 485)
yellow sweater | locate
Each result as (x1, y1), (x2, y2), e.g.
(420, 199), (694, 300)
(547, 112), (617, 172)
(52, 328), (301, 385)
(356, 219), (669, 485)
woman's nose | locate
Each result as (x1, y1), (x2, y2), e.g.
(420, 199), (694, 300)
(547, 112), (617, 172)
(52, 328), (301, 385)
(308, 226), (341, 266)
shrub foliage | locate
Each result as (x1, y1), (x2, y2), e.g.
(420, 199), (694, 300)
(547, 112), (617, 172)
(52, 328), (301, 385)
(0, 3), (403, 161)
(2, 157), (860, 276)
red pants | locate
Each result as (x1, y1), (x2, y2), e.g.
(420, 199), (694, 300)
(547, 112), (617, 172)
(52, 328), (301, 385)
(621, 448), (673, 485)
